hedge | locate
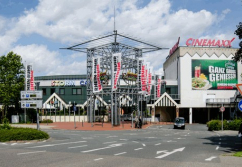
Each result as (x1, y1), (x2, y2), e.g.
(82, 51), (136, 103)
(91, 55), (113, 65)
(0, 127), (49, 142)
(40, 119), (53, 123)
(207, 119), (242, 131)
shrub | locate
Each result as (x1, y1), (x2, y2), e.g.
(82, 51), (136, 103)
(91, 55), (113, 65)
(40, 119), (53, 123)
(0, 128), (49, 142)
(207, 119), (242, 131)
(0, 117), (11, 130)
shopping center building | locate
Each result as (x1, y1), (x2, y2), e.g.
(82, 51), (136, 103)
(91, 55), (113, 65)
(149, 37), (242, 123)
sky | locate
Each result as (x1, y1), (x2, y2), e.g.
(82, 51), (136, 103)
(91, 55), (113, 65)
(0, 0), (241, 76)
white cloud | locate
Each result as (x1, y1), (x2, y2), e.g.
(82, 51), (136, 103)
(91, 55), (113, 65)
(0, 0), (232, 75)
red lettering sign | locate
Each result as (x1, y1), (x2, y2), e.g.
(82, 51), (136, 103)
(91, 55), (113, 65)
(169, 37), (180, 56)
(30, 70), (34, 90)
(186, 38), (235, 47)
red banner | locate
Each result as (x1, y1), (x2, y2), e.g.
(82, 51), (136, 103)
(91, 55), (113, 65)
(30, 70), (35, 90)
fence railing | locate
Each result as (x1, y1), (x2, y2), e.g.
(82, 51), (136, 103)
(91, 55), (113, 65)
(206, 98), (231, 104)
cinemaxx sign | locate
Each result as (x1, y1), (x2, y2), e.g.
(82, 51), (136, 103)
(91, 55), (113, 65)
(186, 38), (235, 47)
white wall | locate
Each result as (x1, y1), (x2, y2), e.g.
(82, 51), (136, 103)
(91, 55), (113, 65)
(164, 50), (179, 80)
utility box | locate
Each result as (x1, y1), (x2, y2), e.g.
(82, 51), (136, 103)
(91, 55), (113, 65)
(11, 115), (19, 123)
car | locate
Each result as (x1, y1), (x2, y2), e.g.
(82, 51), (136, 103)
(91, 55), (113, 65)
(174, 117), (185, 129)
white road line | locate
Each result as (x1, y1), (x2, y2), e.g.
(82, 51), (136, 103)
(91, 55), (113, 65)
(82, 143), (124, 153)
(1, 143), (8, 145)
(94, 158), (103, 161)
(216, 146), (219, 150)
(205, 156), (217, 161)
(11, 143), (17, 146)
(42, 140), (47, 142)
(155, 143), (161, 146)
(142, 143), (146, 146)
(103, 141), (117, 144)
(27, 141), (87, 148)
(24, 142), (30, 145)
(145, 137), (156, 138)
(106, 136), (118, 138)
(68, 145), (88, 149)
(132, 141), (139, 143)
(167, 140), (177, 142)
(119, 139), (128, 141)
(17, 150), (46, 155)
(134, 148), (143, 151)
(114, 152), (126, 156)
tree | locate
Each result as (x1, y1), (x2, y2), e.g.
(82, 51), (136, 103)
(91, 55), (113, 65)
(233, 22), (242, 61)
(0, 51), (25, 117)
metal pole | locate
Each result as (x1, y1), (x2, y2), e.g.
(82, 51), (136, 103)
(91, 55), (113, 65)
(222, 104), (223, 131)
(37, 109), (40, 130)
(69, 104), (70, 122)
(74, 110), (76, 129)
(64, 106), (65, 122)
(55, 107), (56, 122)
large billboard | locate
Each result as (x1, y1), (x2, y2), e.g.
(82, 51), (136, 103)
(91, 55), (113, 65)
(191, 59), (237, 90)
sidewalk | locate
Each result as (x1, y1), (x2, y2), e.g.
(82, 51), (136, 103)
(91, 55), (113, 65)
(11, 121), (172, 131)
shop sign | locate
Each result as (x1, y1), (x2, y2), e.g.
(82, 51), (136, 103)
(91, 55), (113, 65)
(138, 59), (143, 90)
(92, 57), (102, 92)
(169, 37), (180, 57)
(186, 38), (235, 47)
(147, 72), (152, 95)
(141, 65), (146, 91)
(80, 80), (87, 86)
(191, 60), (237, 90)
(112, 53), (122, 91)
(51, 80), (75, 87)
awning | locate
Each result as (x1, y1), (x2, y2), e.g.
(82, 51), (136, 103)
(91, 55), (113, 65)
(148, 92), (178, 108)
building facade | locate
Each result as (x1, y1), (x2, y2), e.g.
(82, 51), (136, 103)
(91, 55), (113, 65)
(158, 45), (242, 123)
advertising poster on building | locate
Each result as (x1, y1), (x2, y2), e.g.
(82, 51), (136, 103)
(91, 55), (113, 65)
(137, 59), (143, 91)
(191, 59), (237, 90)
(156, 76), (161, 98)
(92, 57), (102, 93)
(112, 53), (122, 91)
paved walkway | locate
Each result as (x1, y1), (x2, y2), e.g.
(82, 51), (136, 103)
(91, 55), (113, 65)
(10, 121), (173, 131)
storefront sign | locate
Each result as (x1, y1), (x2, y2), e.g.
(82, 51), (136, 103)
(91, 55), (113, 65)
(141, 65), (146, 91)
(80, 80), (87, 85)
(192, 60), (237, 90)
(112, 53), (122, 91)
(138, 59), (143, 91)
(186, 38), (235, 47)
(30, 70), (34, 90)
(147, 72), (152, 95)
(93, 57), (102, 92)
(51, 80), (75, 87)
(169, 37), (180, 56)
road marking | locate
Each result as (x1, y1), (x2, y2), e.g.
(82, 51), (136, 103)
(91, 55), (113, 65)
(68, 145), (88, 149)
(142, 143), (146, 146)
(167, 140), (177, 142)
(205, 156), (217, 161)
(82, 143), (125, 153)
(176, 138), (185, 140)
(134, 148), (143, 151)
(103, 141), (116, 144)
(42, 140), (47, 142)
(216, 146), (219, 150)
(27, 141), (87, 148)
(106, 136), (118, 138)
(17, 150), (46, 155)
(1, 143), (8, 145)
(155, 143), (161, 146)
(145, 137), (156, 138)
(132, 141), (139, 143)
(94, 158), (103, 161)
(120, 139), (128, 141)
(155, 147), (185, 159)
(24, 142), (30, 144)
(11, 143), (17, 146)
(114, 152), (126, 156)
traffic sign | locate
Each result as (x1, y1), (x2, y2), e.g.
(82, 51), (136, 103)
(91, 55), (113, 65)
(21, 91), (43, 99)
(21, 100), (43, 109)
(220, 106), (225, 112)
(238, 100), (242, 112)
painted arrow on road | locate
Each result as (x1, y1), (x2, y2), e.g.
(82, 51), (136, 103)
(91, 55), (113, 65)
(155, 147), (185, 159)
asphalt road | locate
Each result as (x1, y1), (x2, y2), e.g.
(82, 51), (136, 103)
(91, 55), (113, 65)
(0, 124), (241, 167)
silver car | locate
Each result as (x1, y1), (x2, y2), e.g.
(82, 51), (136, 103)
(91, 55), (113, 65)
(174, 117), (185, 129)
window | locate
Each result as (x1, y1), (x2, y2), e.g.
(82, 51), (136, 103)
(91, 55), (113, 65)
(59, 88), (65, 95)
(42, 88), (46, 95)
(72, 88), (82, 95)
(51, 88), (55, 94)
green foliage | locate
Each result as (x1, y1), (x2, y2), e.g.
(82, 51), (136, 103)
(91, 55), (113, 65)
(0, 51), (25, 115)
(0, 127), (49, 142)
(207, 119), (242, 131)
(40, 119), (53, 123)
(233, 151), (242, 157)
(0, 117), (12, 130)
(233, 22), (242, 61)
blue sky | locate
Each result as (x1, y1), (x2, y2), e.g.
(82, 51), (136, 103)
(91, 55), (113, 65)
(0, 0), (241, 76)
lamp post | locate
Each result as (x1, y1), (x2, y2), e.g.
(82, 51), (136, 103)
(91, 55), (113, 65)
(69, 101), (71, 122)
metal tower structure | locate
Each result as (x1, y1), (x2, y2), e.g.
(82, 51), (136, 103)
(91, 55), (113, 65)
(61, 30), (167, 126)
